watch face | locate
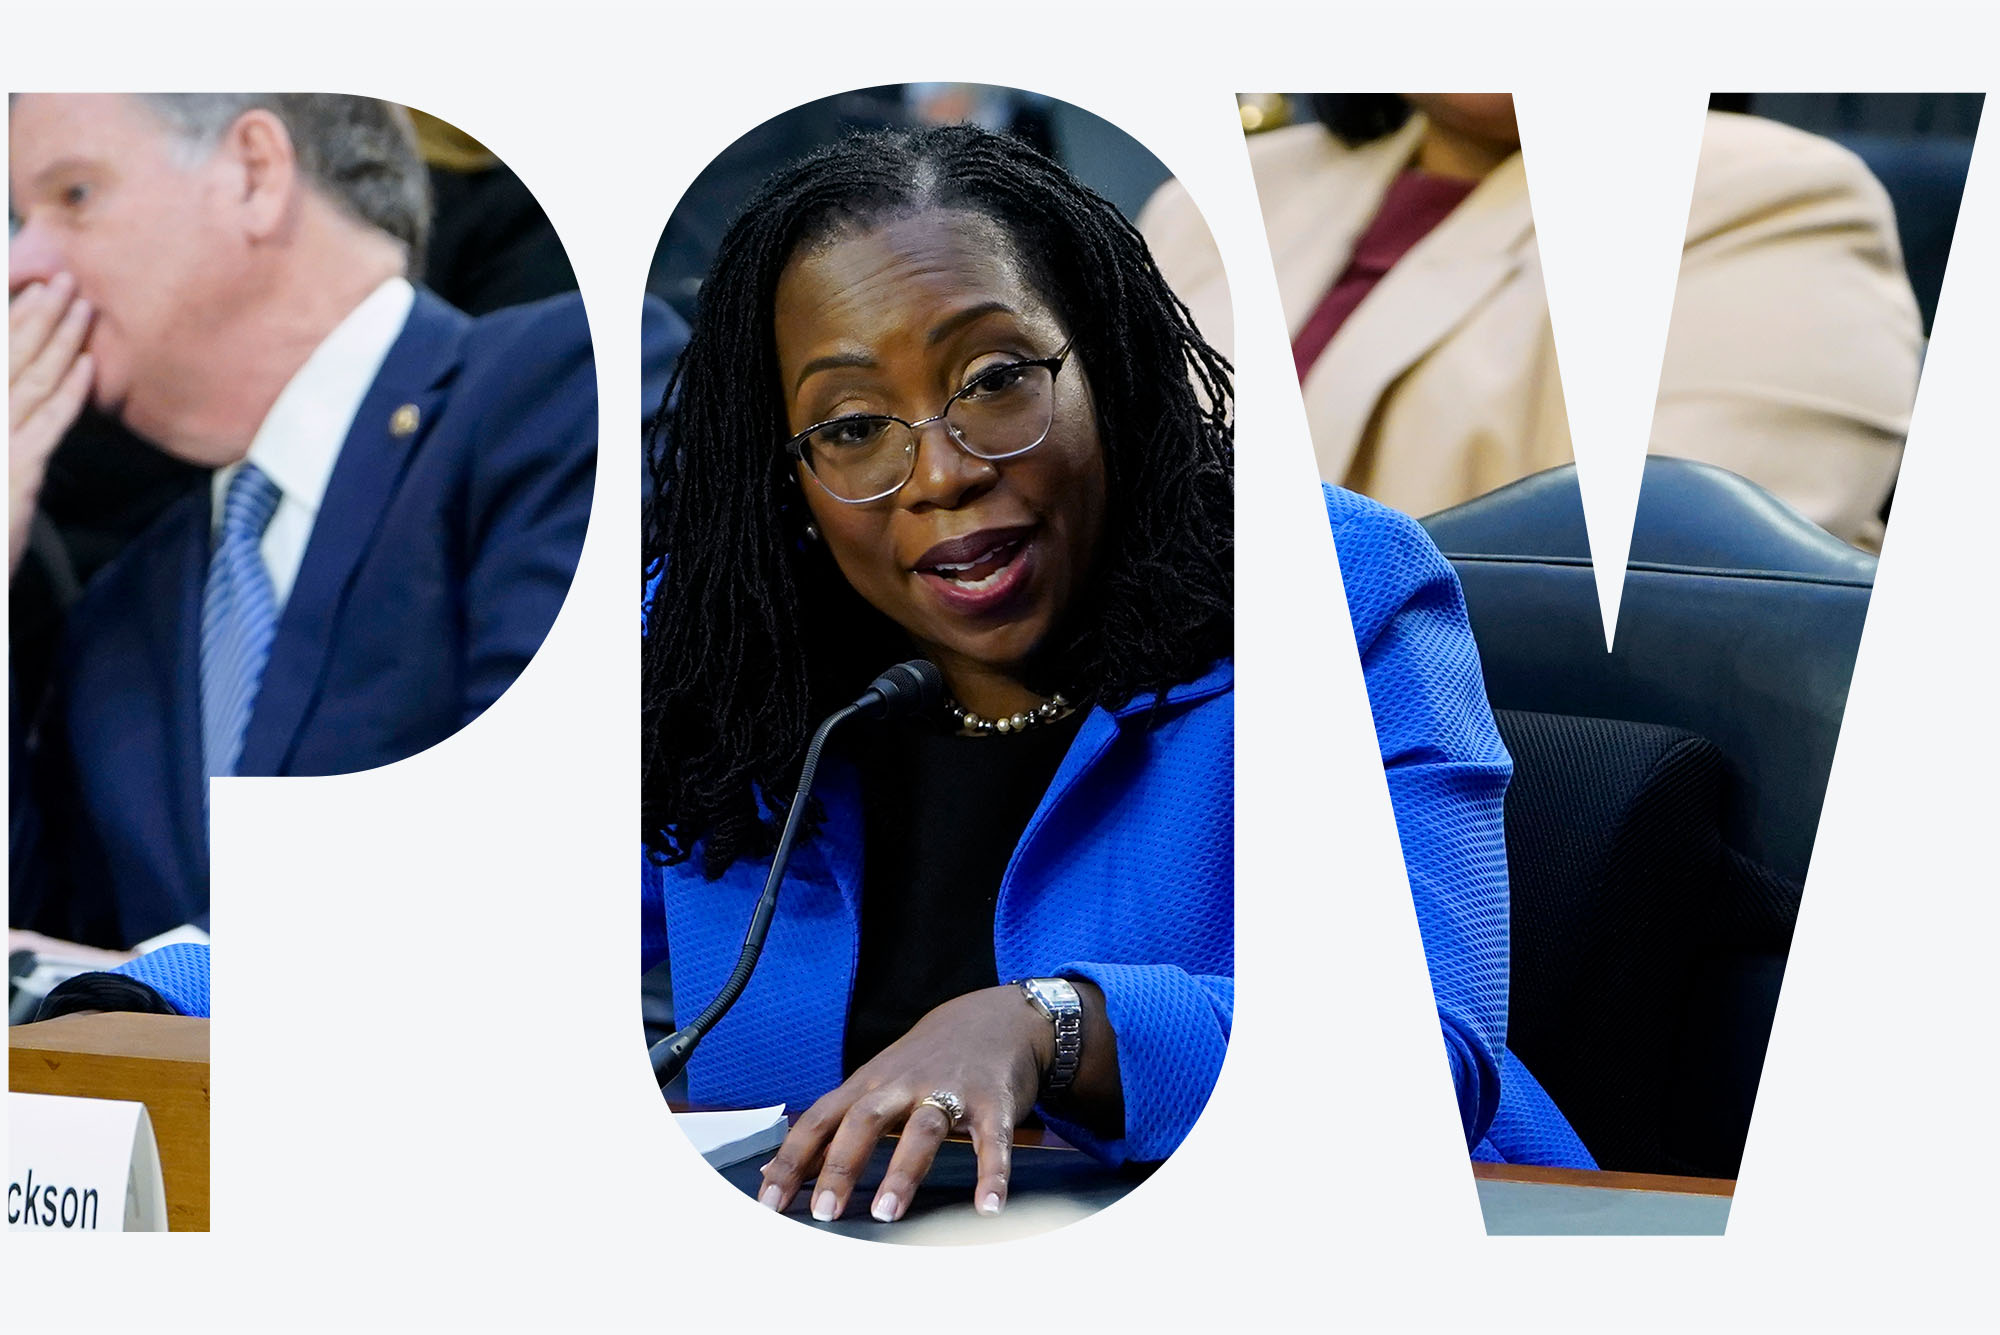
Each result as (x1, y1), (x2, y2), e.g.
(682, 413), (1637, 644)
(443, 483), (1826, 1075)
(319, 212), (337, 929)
(1025, 978), (1080, 1011)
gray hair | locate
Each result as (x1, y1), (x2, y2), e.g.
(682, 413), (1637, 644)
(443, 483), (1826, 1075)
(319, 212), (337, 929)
(136, 93), (430, 273)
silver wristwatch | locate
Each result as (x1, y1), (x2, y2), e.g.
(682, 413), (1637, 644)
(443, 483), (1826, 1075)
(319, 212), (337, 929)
(1017, 977), (1084, 1094)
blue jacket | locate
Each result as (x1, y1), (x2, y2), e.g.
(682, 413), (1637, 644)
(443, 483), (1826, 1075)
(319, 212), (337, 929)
(645, 660), (1234, 1166)
(108, 943), (211, 1017)
(1327, 484), (1592, 1168)
(641, 484), (1591, 1171)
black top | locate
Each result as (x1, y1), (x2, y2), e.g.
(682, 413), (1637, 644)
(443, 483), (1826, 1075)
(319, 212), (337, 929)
(842, 710), (1085, 1075)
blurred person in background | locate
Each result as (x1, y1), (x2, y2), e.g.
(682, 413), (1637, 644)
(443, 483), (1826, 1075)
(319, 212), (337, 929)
(8, 93), (630, 958)
(1142, 93), (1922, 549)
(10, 103), (587, 715)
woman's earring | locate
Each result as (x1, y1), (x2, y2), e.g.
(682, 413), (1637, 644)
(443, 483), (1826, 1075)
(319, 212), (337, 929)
(804, 523), (820, 543)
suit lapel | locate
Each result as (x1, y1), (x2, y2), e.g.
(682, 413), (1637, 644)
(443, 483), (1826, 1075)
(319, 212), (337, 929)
(1259, 117), (1426, 336)
(1302, 151), (1537, 483)
(235, 290), (469, 775)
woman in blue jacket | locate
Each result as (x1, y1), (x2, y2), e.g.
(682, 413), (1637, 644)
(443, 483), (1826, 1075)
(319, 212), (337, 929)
(642, 123), (1581, 1229)
(642, 123), (1233, 1227)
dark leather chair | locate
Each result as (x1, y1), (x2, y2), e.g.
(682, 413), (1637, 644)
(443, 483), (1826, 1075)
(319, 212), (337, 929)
(1836, 133), (1976, 335)
(1421, 457), (1873, 1176)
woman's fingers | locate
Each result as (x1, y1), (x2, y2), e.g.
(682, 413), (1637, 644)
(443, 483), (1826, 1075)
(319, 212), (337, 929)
(969, 1106), (1016, 1216)
(804, 1090), (903, 1222)
(756, 1095), (849, 1214)
(759, 1087), (1017, 1224)
(870, 1100), (953, 1222)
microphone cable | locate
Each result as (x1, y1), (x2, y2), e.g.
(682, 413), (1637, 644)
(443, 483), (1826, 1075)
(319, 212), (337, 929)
(651, 659), (943, 1086)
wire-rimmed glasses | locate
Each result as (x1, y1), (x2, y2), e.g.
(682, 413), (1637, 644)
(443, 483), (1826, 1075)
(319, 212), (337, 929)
(782, 340), (1074, 504)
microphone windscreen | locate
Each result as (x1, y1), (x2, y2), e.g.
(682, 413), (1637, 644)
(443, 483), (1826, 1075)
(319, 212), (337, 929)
(858, 659), (944, 720)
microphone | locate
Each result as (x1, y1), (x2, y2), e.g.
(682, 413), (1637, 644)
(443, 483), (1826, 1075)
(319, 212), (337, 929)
(854, 659), (945, 721)
(652, 659), (944, 1087)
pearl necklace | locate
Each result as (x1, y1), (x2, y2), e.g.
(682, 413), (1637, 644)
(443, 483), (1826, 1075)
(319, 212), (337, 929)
(946, 693), (1074, 736)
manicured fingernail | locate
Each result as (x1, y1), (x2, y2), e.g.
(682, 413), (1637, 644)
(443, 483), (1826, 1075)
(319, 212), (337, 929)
(978, 1192), (1002, 1216)
(812, 1190), (838, 1222)
(871, 1192), (899, 1223)
(757, 1160), (774, 1175)
(758, 1183), (784, 1211)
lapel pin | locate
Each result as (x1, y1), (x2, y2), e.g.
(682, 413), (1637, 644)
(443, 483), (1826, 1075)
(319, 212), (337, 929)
(389, 403), (421, 437)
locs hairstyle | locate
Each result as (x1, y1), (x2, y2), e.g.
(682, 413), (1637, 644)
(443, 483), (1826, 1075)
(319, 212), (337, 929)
(642, 123), (1233, 877)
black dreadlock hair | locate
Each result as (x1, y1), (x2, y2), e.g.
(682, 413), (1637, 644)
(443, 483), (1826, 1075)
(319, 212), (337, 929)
(641, 122), (1233, 878)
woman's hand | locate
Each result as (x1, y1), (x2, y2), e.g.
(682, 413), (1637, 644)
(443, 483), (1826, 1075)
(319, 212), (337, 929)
(10, 273), (95, 580)
(757, 984), (1056, 1223)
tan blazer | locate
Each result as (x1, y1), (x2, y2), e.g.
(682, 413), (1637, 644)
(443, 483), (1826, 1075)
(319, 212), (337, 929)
(1141, 111), (1922, 547)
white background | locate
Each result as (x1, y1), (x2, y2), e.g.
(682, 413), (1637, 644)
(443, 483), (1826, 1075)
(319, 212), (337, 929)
(4, 0), (1997, 1328)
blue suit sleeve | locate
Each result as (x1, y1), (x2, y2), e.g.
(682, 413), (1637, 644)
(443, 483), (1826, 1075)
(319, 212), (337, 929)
(104, 942), (212, 1018)
(1325, 485), (1511, 1151)
(641, 853), (670, 976)
(1036, 964), (1231, 1166)
(457, 295), (688, 725)
(452, 296), (597, 722)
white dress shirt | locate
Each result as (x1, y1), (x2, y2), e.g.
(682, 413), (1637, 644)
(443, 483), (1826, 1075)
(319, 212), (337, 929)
(209, 276), (416, 608)
(152, 277), (416, 953)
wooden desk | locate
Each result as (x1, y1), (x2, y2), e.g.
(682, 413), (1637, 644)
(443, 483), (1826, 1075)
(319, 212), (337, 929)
(1472, 1161), (1734, 1234)
(11, 1013), (210, 1232)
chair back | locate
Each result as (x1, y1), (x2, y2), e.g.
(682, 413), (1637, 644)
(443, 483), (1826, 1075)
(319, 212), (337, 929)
(1421, 458), (1869, 1175)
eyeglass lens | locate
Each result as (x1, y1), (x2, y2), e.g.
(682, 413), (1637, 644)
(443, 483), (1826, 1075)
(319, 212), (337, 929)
(802, 362), (1056, 501)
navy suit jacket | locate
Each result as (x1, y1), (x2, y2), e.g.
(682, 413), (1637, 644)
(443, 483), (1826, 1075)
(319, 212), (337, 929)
(13, 289), (672, 947)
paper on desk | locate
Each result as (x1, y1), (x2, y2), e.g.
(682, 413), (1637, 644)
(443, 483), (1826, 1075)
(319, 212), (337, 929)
(674, 1106), (788, 1170)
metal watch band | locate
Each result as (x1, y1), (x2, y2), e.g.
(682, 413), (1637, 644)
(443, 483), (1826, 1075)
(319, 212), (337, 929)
(1017, 977), (1084, 1094)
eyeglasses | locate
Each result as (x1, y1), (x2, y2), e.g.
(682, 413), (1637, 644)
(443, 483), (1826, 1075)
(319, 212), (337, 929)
(782, 340), (1074, 504)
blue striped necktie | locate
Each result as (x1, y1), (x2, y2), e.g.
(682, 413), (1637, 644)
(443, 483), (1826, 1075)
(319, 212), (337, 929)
(202, 463), (284, 779)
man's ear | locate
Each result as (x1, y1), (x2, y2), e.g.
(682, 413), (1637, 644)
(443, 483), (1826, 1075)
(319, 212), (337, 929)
(223, 107), (298, 243)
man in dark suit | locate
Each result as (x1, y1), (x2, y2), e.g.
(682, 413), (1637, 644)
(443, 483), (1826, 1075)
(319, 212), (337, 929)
(7, 93), (637, 950)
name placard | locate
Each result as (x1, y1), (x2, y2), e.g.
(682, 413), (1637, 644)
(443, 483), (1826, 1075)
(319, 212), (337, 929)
(9, 1092), (168, 1232)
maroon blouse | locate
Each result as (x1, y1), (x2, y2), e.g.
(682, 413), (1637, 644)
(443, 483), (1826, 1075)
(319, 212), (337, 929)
(1291, 168), (1479, 381)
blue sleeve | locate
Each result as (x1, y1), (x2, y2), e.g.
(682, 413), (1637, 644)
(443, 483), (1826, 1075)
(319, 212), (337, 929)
(1037, 964), (1231, 1165)
(456, 295), (599, 723)
(1480, 1048), (1596, 1168)
(641, 853), (670, 975)
(109, 942), (211, 1018)
(1325, 485), (1511, 1151)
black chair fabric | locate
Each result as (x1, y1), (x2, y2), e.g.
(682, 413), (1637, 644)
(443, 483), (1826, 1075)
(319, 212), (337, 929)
(1495, 710), (1799, 1177)
(1422, 459), (1863, 1176)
